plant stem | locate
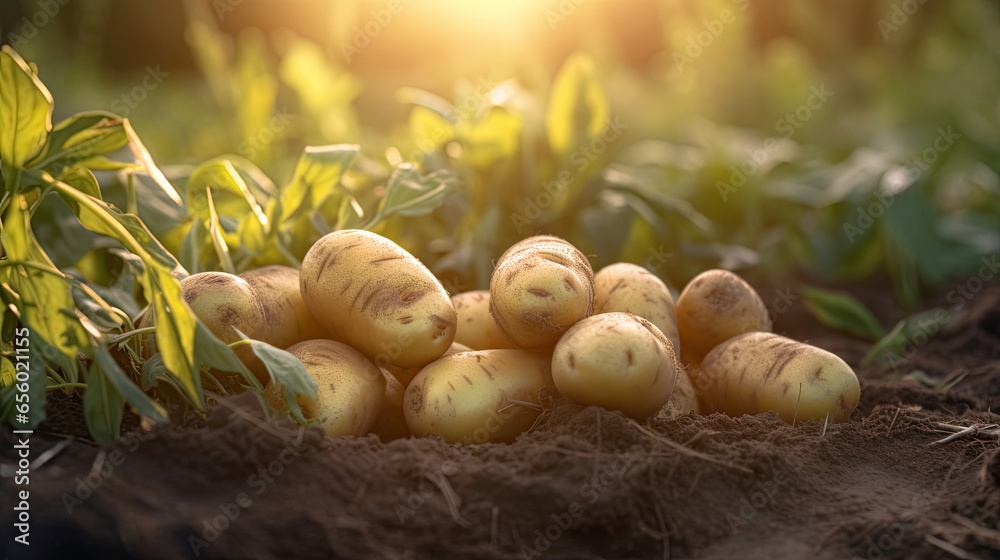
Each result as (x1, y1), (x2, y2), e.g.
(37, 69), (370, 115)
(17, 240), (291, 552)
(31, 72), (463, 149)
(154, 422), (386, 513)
(46, 382), (88, 391)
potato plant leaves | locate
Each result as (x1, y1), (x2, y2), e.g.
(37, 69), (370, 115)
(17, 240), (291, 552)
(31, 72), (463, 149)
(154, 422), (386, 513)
(800, 286), (886, 341)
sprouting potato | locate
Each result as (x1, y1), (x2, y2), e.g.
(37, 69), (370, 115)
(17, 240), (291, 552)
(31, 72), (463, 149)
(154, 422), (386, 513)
(698, 332), (860, 424)
(239, 265), (330, 348)
(593, 262), (680, 351)
(552, 312), (678, 419)
(675, 269), (771, 368)
(285, 339), (386, 437)
(451, 290), (518, 350)
(404, 349), (553, 444)
(489, 235), (594, 349)
(300, 230), (457, 369)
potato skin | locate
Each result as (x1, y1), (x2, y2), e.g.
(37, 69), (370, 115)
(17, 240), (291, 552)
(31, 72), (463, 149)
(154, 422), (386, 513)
(655, 369), (700, 421)
(389, 341), (472, 389)
(239, 265), (329, 348)
(404, 349), (553, 444)
(675, 269), (771, 367)
(552, 313), (678, 419)
(699, 332), (860, 424)
(593, 263), (680, 351)
(451, 291), (518, 350)
(300, 230), (457, 369)
(286, 339), (386, 437)
(489, 236), (594, 349)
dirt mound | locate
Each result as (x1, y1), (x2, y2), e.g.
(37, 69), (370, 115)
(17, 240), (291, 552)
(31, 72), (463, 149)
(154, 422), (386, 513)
(2, 285), (999, 560)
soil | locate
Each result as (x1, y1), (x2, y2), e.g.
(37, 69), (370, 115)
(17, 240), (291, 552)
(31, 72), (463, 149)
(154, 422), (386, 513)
(2, 285), (999, 560)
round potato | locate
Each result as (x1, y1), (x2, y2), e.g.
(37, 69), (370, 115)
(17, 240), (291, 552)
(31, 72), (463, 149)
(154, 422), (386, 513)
(552, 312), (678, 419)
(675, 269), (771, 368)
(451, 291), (518, 350)
(489, 236), (594, 349)
(300, 230), (456, 369)
(593, 263), (680, 351)
(404, 349), (553, 444)
(285, 339), (386, 437)
(699, 332), (860, 424)
(239, 265), (329, 348)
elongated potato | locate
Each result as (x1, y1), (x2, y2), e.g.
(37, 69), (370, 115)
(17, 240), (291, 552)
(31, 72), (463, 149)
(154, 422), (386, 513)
(452, 291), (518, 350)
(552, 313), (677, 419)
(239, 265), (329, 348)
(699, 332), (860, 424)
(593, 263), (680, 351)
(490, 236), (594, 349)
(404, 349), (553, 444)
(300, 230), (456, 369)
(286, 339), (385, 436)
(675, 269), (771, 367)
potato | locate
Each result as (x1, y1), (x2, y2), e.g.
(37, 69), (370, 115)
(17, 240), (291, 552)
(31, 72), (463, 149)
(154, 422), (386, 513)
(285, 339), (386, 436)
(675, 269), (771, 367)
(300, 230), (457, 369)
(389, 341), (472, 389)
(698, 332), (860, 424)
(593, 263), (680, 351)
(404, 349), (553, 444)
(552, 313), (678, 419)
(451, 291), (518, 350)
(239, 265), (329, 348)
(489, 236), (594, 349)
(179, 272), (267, 383)
(655, 369), (700, 421)
(369, 368), (410, 441)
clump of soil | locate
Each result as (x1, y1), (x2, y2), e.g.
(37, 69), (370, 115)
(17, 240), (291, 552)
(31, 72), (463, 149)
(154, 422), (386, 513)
(2, 287), (999, 560)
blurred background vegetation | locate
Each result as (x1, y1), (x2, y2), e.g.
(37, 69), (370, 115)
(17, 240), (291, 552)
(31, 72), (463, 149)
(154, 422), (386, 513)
(3, 0), (998, 306)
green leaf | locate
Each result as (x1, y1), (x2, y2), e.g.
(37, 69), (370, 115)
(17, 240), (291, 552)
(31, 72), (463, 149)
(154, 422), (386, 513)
(279, 145), (358, 224)
(83, 359), (125, 443)
(92, 341), (168, 423)
(800, 286), (886, 341)
(123, 119), (183, 206)
(180, 218), (203, 274)
(545, 53), (609, 155)
(0, 197), (86, 358)
(237, 329), (316, 423)
(32, 111), (127, 171)
(0, 46), (53, 182)
(375, 166), (459, 221)
(58, 166), (103, 200)
(205, 188), (235, 273)
(186, 157), (268, 224)
(0, 328), (48, 428)
(861, 319), (906, 366)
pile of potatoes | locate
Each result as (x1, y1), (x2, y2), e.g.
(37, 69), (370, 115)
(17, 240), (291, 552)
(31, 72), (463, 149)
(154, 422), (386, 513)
(159, 231), (860, 442)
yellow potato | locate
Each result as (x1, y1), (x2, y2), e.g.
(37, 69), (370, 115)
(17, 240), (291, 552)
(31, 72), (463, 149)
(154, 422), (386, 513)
(699, 332), (860, 424)
(552, 313), (678, 419)
(300, 230), (456, 369)
(286, 339), (386, 437)
(675, 269), (771, 367)
(489, 236), (594, 349)
(239, 265), (329, 348)
(655, 369), (700, 421)
(369, 368), (410, 441)
(404, 349), (553, 444)
(451, 291), (518, 350)
(593, 263), (680, 351)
